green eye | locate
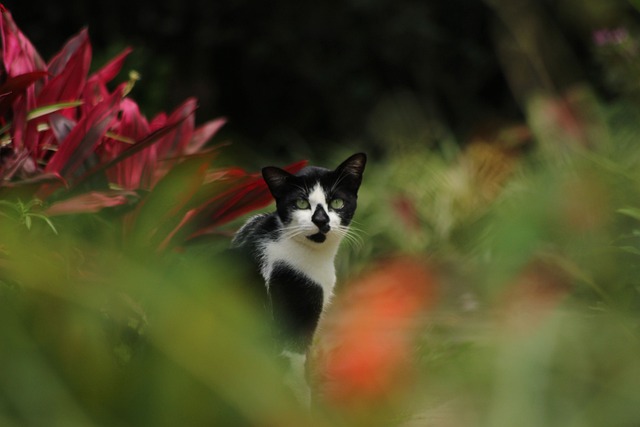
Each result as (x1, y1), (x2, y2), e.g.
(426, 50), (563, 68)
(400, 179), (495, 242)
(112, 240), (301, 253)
(330, 198), (344, 209)
(295, 199), (310, 209)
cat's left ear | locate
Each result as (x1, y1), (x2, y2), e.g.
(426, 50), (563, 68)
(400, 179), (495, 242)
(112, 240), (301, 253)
(262, 166), (293, 198)
(335, 153), (367, 190)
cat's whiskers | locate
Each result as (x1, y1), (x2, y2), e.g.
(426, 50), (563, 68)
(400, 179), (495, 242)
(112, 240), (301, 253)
(279, 222), (363, 250)
(333, 224), (364, 250)
(279, 224), (311, 241)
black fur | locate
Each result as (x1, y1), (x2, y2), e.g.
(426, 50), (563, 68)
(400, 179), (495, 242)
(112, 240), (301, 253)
(269, 262), (324, 353)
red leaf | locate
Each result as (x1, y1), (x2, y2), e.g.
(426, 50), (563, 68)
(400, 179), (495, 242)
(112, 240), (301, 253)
(181, 160), (308, 242)
(102, 98), (151, 189)
(0, 7), (45, 128)
(44, 85), (123, 180)
(204, 167), (248, 182)
(209, 182), (265, 226)
(45, 190), (134, 216)
(90, 47), (132, 84)
(154, 98), (197, 159)
(1, 171), (65, 188)
(149, 112), (167, 131)
(0, 71), (47, 117)
(0, 6), (46, 77)
(0, 71), (48, 96)
(213, 160), (307, 226)
(8, 93), (27, 152)
(46, 29), (88, 77)
(77, 99), (197, 188)
(0, 172), (66, 200)
(38, 30), (91, 107)
(85, 47), (132, 106)
(186, 117), (226, 154)
(0, 146), (29, 180)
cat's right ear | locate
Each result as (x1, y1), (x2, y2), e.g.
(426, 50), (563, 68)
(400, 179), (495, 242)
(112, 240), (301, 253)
(262, 166), (292, 198)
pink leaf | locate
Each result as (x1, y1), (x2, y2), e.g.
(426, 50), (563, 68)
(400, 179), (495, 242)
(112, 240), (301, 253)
(77, 99), (197, 189)
(0, 171), (65, 189)
(102, 98), (151, 189)
(182, 160), (308, 243)
(45, 191), (134, 216)
(154, 98), (197, 158)
(8, 93), (27, 151)
(149, 112), (168, 131)
(38, 30), (91, 107)
(0, 172), (66, 201)
(0, 71), (47, 116)
(0, 6), (46, 77)
(45, 85), (123, 180)
(0, 6), (45, 122)
(47, 28), (88, 77)
(85, 47), (132, 106)
(89, 47), (132, 84)
(186, 117), (226, 154)
(0, 146), (29, 181)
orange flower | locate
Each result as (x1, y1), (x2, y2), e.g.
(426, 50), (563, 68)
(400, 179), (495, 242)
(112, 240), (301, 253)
(313, 257), (438, 408)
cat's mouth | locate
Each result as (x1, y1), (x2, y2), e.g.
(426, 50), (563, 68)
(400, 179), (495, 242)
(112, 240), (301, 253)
(306, 232), (327, 243)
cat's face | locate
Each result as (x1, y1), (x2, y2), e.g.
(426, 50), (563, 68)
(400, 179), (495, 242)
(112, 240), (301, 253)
(263, 153), (366, 246)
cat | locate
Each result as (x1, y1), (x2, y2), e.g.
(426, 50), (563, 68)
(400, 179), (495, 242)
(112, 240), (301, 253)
(232, 152), (366, 405)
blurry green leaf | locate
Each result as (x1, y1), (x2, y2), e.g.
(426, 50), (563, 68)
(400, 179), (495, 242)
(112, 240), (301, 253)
(29, 213), (58, 234)
(26, 101), (83, 120)
(617, 207), (640, 221)
(128, 151), (215, 249)
(618, 246), (640, 256)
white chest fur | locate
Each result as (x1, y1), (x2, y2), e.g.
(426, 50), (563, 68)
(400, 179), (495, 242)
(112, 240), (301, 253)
(261, 236), (340, 306)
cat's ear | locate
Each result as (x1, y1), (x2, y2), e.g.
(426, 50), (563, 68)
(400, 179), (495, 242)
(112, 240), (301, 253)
(335, 153), (367, 190)
(262, 166), (292, 198)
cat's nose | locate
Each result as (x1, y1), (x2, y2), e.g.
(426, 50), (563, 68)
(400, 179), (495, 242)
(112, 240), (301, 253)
(312, 205), (331, 233)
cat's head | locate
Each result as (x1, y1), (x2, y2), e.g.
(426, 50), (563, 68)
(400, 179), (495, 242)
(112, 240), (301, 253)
(262, 153), (366, 245)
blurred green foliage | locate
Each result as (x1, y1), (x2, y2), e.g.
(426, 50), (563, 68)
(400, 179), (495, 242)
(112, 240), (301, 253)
(0, 216), (313, 426)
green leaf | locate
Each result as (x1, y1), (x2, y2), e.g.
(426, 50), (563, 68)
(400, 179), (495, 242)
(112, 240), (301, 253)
(129, 151), (216, 249)
(105, 131), (135, 145)
(0, 200), (20, 214)
(26, 101), (83, 121)
(629, 0), (640, 12)
(619, 246), (640, 256)
(31, 214), (58, 234)
(617, 208), (640, 222)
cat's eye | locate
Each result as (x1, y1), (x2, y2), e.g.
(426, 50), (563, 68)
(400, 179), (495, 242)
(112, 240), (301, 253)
(330, 198), (344, 209)
(295, 199), (310, 209)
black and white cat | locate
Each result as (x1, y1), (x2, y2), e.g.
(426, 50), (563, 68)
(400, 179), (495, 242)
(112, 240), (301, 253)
(232, 153), (366, 404)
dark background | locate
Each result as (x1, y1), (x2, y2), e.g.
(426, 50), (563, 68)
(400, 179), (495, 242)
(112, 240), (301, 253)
(2, 0), (632, 164)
